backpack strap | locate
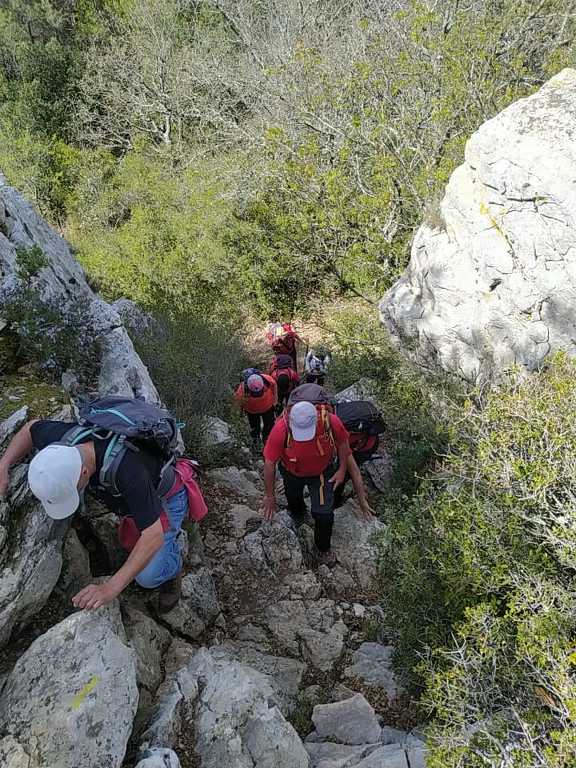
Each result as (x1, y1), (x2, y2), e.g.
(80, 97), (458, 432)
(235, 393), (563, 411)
(59, 425), (96, 447)
(99, 435), (128, 495)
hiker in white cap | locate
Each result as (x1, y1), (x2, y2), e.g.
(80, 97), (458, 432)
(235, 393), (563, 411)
(262, 383), (373, 566)
(0, 402), (201, 614)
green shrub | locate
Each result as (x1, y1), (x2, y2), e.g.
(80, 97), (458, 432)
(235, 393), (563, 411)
(382, 353), (576, 766)
(136, 310), (251, 462)
(1, 285), (101, 381)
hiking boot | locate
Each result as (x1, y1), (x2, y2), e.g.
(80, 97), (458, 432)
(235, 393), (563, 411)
(316, 548), (337, 568)
(158, 571), (182, 614)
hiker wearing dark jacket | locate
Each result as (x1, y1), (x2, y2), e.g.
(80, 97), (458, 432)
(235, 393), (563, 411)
(262, 385), (373, 566)
(0, 418), (195, 613)
(268, 354), (300, 414)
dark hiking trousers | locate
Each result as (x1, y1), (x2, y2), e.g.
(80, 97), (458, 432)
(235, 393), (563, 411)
(247, 408), (276, 444)
(279, 463), (335, 552)
(305, 373), (325, 387)
(276, 380), (292, 415)
(333, 445), (377, 508)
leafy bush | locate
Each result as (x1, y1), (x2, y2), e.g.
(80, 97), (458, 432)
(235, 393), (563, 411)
(316, 302), (449, 504)
(68, 151), (251, 315)
(382, 353), (576, 766)
(136, 310), (251, 461)
(1, 285), (101, 382)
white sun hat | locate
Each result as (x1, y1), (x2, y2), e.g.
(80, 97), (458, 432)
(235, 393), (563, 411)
(28, 444), (82, 519)
(289, 401), (318, 441)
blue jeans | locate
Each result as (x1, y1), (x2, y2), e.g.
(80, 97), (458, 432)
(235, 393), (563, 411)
(135, 487), (188, 589)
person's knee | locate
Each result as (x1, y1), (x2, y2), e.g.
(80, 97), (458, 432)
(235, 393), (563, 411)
(135, 560), (180, 590)
(135, 568), (164, 590)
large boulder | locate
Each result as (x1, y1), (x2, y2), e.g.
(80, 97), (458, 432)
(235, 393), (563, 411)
(162, 567), (221, 640)
(311, 694), (381, 746)
(0, 602), (138, 768)
(263, 598), (348, 671)
(0, 404), (74, 649)
(380, 69), (576, 382)
(345, 643), (404, 702)
(0, 175), (159, 400)
(187, 647), (309, 768)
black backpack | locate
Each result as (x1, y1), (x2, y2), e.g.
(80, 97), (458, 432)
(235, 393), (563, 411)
(334, 400), (386, 437)
(59, 396), (180, 496)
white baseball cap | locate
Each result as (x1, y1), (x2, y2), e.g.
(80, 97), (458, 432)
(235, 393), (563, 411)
(28, 445), (82, 520)
(289, 402), (318, 441)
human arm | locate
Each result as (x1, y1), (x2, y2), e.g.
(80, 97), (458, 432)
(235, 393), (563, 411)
(329, 439), (349, 489)
(262, 460), (277, 519)
(0, 420), (38, 496)
(72, 519), (164, 610)
(346, 454), (375, 521)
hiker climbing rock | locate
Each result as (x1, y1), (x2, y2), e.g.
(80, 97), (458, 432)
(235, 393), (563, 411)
(234, 369), (278, 450)
(262, 383), (373, 566)
(305, 348), (331, 386)
(0, 397), (207, 614)
(266, 321), (302, 370)
(332, 400), (386, 508)
(268, 353), (300, 415)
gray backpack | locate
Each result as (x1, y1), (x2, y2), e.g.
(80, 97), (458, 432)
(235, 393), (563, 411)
(287, 383), (331, 406)
(60, 396), (180, 496)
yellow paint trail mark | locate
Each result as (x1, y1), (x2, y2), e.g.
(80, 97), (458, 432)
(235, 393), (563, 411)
(71, 675), (100, 710)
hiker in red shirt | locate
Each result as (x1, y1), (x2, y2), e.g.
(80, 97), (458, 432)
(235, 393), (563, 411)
(234, 371), (278, 450)
(262, 384), (373, 566)
(268, 353), (300, 415)
(267, 322), (302, 370)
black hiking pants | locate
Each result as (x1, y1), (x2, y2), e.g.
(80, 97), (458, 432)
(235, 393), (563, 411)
(247, 409), (275, 445)
(275, 381), (292, 416)
(305, 373), (325, 387)
(279, 463), (335, 552)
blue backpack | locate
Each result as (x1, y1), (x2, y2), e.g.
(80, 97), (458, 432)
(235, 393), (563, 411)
(60, 396), (180, 496)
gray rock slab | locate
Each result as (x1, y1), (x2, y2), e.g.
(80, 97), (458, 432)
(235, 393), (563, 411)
(56, 527), (92, 599)
(135, 748), (181, 768)
(162, 568), (220, 640)
(229, 503), (262, 537)
(354, 744), (409, 768)
(187, 647), (309, 768)
(306, 742), (379, 767)
(206, 466), (263, 502)
(122, 604), (172, 693)
(264, 599), (348, 671)
(0, 176), (159, 402)
(213, 641), (307, 714)
(326, 503), (385, 594)
(0, 603), (138, 768)
(312, 694), (382, 745)
(0, 406), (28, 448)
(380, 69), (576, 382)
(345, 643), (404, 701)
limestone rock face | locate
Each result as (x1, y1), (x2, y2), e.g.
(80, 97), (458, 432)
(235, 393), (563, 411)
(0, 175), (159, 400)
(380, 69), (576, 381)
(0, 603), (138, 768)
(187, 647), (309, 768)
(0, 404), (74, 649)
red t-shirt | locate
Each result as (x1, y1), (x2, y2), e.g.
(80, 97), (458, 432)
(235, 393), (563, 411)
(264, 413), (351, 477)
(234, 375), (277, 414)
(349, 432), (378, 453)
